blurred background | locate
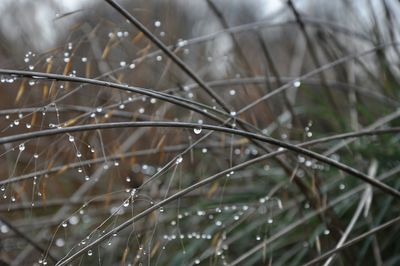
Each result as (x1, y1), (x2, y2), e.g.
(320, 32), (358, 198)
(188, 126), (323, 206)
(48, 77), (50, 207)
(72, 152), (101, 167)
(0, 0), (400, 265)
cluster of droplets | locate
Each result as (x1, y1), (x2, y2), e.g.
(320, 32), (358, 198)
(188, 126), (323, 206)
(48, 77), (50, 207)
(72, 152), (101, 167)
(305, 120), (313, 138)
(0, 75), (17, 83)
(23, 50), (36, 70)
(297, 154), (326, 171)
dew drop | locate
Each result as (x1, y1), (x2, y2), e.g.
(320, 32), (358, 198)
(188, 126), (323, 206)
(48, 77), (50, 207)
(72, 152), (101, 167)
(154, 20), (161, 27)
(87, 250), (93, 256)
(55, 238), (65, 247)
(68, 135), (75, 142)
(293, 80), (301, 87)
(193, 128), (202, 134)
(19, 143), (25, 151)
(175, 156), (183, 164)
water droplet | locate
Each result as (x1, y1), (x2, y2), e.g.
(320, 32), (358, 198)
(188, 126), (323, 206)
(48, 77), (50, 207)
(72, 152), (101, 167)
(69, 216), (79, 225)
(154, 20), (161, 27)
(13, 120), (20, 126)
(55, 238), (65, 247)
(256, 235), (261, 241)
(76, 152), (82, 158)
(81, 57), (87, 63)
(123, 200), (129, 207)
(177, 39), (187, 47)
(156, 55), (162, 61)
(68, 135), (75, 142)
(19, 143), (25, 151)
(175, 156), (183, 164)
(195, 259), (200, 264)
(229, 89), (236, 96)
(61, 222), (68, 228)
(193, 128), (202, 134)
(230, 111), (236, 116)
(293, 80), (301, 87)
(138, 108), (145, 114)
(120, 61), (126, 67)
(26, 123), (31, 128)
(33, 153), (39, 159)
(87, 250), (93, 256)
